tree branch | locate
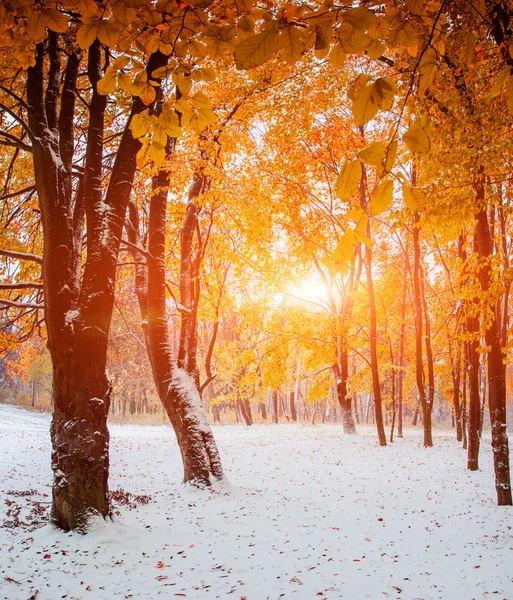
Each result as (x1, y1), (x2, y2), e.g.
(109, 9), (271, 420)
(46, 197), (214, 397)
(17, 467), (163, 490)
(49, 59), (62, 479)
(0, 248), (42, 263)
(0, 298), (43, 310)
(0, 282), (43, 290)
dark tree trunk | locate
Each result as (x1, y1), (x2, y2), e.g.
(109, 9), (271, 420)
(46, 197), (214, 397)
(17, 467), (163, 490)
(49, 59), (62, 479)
(24, 40), (166, 531)
(475, 205), (512, 504)
(260, 402), (267, 420)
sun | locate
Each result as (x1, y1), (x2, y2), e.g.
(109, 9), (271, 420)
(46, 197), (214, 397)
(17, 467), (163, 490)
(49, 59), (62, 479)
(287, 273), (331, 308)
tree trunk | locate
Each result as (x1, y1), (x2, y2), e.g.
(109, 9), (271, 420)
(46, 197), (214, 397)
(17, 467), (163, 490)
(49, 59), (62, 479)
(142, 146), (223, 486)
(475, 205), (512, 504)
(238, 398), (253, 426)
(412, 212), (432, 447)
(362, 207), (386, 445)
(272, 390), (279, 424)
(25, 42), (167, 531)
(289, 391), (298, 422)
(333, 353), (357, 435)
(397, 258), (407, 438)
(452, 339), (463, 442)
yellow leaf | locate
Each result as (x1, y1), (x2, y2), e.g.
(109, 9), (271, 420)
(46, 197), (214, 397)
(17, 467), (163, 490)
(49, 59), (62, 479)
(189, 114), (207, 135)
(136, 143), (151, 169)
(139, 83), (156, 106)
(402, 181), (425, 212)
(26, 12), (46, 42)
(333, 229), (356, 273)
(352, 78), (396, 125)
(118, 72), (132, 93)
(384, 139), (398, 173)
(130, 109), (151, 139)
(346, 208), (365, 221)
(405, 0), (424, 14)
(152, 126), (167, 149)
(159, 109), (182, 137)
(373, 78), (396, 111)
(97, 66), (118, 95)
(43, 9), (69, 33)
(315, 19), (333, 51)
(458, 31), (476, 66)
(235, 21), (280, 69)
(335, 160), (362, 202)
(191, 67), (216, 82)
(354, 230), (372, 248)
(343, 7), (378, 31)
(419, 48), (436, 97)
(357, 142), (386, 166)
(348, 73), (372, 101)
(77, 21), (98, 49)
(190, 91), (212, 110)
(352, 84), (379, 125)
(338, 22), (370, 55)
(370, 179), (394, 216)
(329, 44), (346, 68)
(159, 106), (182, 137)
(403, 125), (430, 153)
(506, 75), (513, 114)
(395, 25), (419, 50)
(97, 19), (121, 46)
(366, 38), (385, 60)
(112, 4), (137, 25)
(112, 55), (130, 71)
(281, 25), (308, 65)
(173, 73), (192, 96)
(175, 99), (193, 126)
(490, 67), (511, 96)
(197, 108), (217, 125)
(354, 212), (369, 236)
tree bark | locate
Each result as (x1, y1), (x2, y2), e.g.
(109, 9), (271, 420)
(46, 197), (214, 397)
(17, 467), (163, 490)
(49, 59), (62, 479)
(360, 167), (386, 446)
(272, 390), (279, 424)
(412, 212), (433, 447)
(333, 354), (357, 434)
(24, 41), (165, 531)
(475, 205), (512, 504)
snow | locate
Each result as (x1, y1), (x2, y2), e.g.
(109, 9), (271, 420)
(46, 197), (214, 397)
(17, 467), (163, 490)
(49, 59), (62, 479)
(172, 368), (212, 435)
(1, 404), (513, 599)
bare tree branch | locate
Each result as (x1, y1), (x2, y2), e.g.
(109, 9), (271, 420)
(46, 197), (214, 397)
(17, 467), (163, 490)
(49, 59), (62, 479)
(0, 248), (42, 263)
(0, 282), (43, 290)
(0, 298), (43, 310)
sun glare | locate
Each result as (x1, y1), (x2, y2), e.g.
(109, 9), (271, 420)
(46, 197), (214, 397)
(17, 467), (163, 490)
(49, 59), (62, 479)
(288, 274), (331, 307)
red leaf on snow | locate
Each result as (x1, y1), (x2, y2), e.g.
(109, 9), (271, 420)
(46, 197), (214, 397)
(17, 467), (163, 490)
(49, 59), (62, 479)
(43, 554), (51, 559)
(156, 561), (165, 568)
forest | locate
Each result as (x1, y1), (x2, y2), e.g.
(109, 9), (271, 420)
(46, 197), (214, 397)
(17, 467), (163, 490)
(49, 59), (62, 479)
(1, 1), (513, 597)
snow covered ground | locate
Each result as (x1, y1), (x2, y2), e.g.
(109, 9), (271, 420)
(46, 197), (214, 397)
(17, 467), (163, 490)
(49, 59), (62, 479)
(0, 405), (512, 600)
